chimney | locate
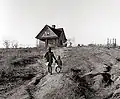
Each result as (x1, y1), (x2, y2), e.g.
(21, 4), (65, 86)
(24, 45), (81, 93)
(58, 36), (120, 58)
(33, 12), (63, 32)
(52, 25), (56, 29)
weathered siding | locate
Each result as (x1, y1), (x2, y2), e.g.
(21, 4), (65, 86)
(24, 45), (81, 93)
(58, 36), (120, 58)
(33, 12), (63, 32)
(41, 27), (58, 39)
(48, 39), (56, 45)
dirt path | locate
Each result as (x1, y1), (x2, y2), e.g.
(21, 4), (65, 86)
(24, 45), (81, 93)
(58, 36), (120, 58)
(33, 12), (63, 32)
(5, 48), (66, 99)
(34, 48), (66, 99)
(35, 73), (63, 99)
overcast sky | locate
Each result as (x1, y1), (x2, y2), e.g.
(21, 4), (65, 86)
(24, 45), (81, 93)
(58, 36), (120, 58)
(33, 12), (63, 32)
(0, 0), (120, 47)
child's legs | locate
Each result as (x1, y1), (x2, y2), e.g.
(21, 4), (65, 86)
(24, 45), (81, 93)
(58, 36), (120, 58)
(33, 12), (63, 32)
(48, 63), (52, 74)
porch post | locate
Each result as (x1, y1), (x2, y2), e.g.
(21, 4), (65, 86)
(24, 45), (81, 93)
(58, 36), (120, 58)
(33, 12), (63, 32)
(45, 39), (48, 49)
(55, 38), (59, 47)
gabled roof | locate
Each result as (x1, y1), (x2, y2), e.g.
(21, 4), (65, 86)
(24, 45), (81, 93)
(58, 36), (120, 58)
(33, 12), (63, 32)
(35, 25), (48, 40)
(35, 25), (67, 43)
(56, 28), (67, 43)
(47, 25), (63, 37)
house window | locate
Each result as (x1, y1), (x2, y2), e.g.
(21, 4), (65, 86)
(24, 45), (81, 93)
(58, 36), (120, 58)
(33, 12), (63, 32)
(45, 31), (50, 35)
(47, 32), (50, 35)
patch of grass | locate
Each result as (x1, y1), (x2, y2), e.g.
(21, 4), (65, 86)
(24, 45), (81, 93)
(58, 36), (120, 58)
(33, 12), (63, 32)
(0, 48), (45, 94)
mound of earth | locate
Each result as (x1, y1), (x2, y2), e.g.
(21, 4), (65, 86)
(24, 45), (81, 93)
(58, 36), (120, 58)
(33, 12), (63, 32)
(3, 47), (120, 99)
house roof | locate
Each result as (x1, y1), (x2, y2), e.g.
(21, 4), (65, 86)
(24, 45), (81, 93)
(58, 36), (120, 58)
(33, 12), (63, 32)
(35, 25), (67, 43)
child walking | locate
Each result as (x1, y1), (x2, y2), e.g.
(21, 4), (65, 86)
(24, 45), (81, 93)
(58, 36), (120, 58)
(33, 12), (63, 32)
(55, 56), (62, 73)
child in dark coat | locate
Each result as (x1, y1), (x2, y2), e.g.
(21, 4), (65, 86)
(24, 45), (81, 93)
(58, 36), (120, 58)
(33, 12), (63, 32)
(44, 47), (57, 75)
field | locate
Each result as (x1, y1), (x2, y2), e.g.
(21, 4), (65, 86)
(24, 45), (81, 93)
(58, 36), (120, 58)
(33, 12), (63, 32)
(0, 48), (45, 96)
(1, 46), (120, 99)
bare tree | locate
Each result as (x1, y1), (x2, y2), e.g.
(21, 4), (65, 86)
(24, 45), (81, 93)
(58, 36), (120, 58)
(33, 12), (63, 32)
(11, 40), (18, 48)
(14, 43), (18, 48)
(3, 40), (10, 48)
(67, 37), (75, 47)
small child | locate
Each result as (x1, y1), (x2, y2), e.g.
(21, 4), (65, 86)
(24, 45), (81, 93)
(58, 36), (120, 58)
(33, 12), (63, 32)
(55, 56), (62, 73)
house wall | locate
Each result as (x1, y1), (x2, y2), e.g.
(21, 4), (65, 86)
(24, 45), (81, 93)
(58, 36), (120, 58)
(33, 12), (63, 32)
(44, 38), (64, 48)
(47, 38), (59, 47)
(48, 39), (56, 45)
(57, 37), (63, 47)
(55, 39), (59, 46)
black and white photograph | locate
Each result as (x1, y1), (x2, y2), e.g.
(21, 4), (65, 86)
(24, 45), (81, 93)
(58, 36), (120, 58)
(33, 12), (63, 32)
(1, 0), (120, 99)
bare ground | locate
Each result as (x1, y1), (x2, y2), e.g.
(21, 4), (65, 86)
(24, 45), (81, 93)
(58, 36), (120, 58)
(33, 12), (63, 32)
(2, 47), (120, 99)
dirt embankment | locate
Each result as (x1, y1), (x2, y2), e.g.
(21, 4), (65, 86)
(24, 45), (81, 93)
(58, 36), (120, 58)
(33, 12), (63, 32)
(0, 48), (45, 98)
(3, 47), (120, 99)
(39, 47), (120, 99)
